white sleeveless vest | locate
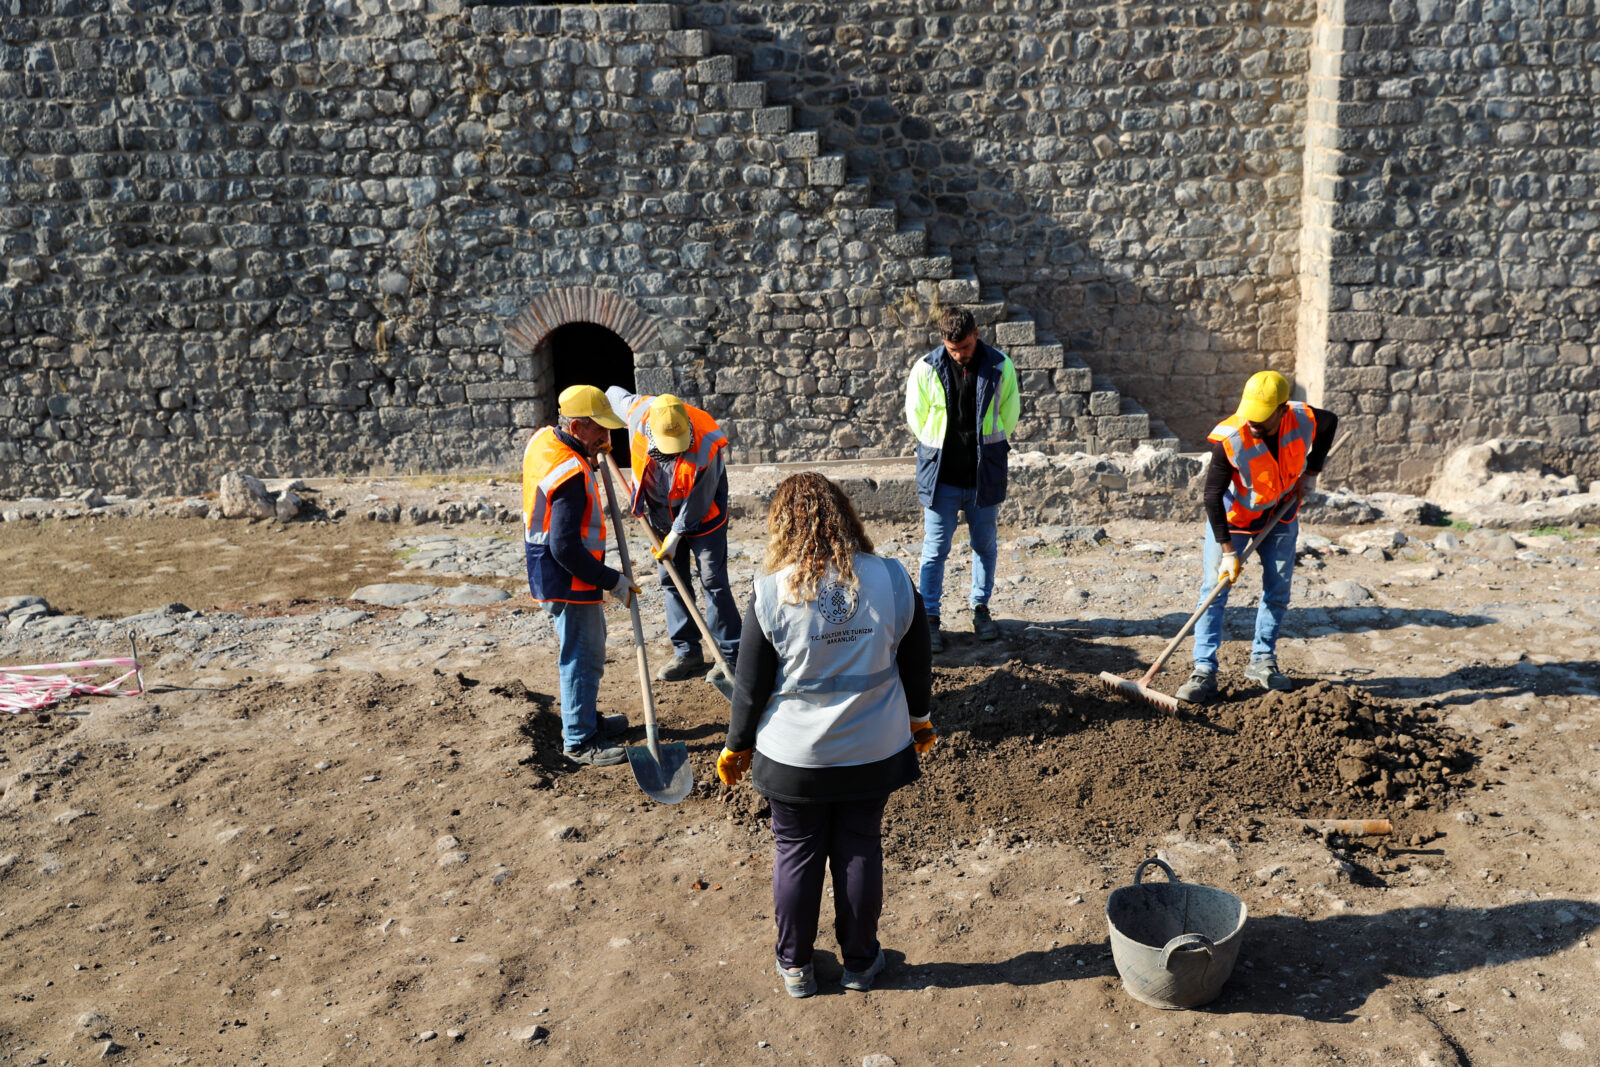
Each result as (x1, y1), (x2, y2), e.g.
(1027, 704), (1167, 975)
(752, 553), (916, 769)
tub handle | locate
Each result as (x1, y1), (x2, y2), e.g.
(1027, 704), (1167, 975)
(1161, 933), (1216, 969)
(1133, 857), (1179, 885)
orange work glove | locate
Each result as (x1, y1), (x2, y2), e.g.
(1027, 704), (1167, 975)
(716, 747), (752, 787)
(911, 720), (937, 754)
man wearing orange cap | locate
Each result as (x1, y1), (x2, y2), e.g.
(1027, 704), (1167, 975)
(522, 385), (642, 766)
(606, 385), (739, 683)
(1175, 371), (1339, 705)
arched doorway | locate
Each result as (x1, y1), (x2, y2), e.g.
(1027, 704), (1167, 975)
(548, 321), (636, 455)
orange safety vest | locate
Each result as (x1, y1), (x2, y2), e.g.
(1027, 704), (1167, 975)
(1208, 402), (1318, 530)
(623, 394), (728, 534)
(522, 427), (607, 602)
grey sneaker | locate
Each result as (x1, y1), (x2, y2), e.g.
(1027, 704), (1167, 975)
(598, 713), (629, 737)
(655, 655), (708, 682)
(562, 738), (626, 767)
(1174, 669), (1218, 705)
(1244, 657), (1294, 691)
(840, 948), (886, 992)
(927, 617), (944, 654)
(776, 958), (816, 998)
(972, 604), (999, 641)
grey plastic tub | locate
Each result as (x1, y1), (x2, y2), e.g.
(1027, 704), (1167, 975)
(1106, 857), (1247, 1009)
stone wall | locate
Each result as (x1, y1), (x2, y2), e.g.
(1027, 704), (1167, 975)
(670, 0), (1318, 448)
(0, 0), (1594, 497)
(1298, 0), (1600, 489)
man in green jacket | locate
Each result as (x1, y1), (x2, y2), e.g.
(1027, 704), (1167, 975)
(903, 307), (1021, 653)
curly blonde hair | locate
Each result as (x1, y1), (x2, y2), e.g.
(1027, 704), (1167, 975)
(763, 472), (875, 605)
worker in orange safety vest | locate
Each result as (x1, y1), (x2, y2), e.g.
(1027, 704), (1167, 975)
(606, 386), (740, 684)
(1174, 370), (1340, 705)
(522, 385), (641, 766)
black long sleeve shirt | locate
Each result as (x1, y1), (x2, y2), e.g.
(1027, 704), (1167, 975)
(1204, 406), (1338, 545)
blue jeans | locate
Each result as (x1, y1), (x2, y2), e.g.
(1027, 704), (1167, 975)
(918, 482), (998, 619)
(659, 523), (740, 666)
(543, 600), (606, 750)
(1191, 519), (1298, 674)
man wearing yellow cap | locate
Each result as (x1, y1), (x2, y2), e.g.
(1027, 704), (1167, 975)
(605, 385), (739, 683)
(522, 385), (642, 766)
(1175, 371), (1339, 704)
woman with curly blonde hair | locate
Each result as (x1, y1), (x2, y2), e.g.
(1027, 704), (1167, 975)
(717, 472), (935, 999)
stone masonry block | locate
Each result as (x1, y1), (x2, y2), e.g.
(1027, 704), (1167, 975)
(937, 277), (981, 304)
(728, 81), (766, 108)
(754, 106), (791, 135)
(884, 229), (927, 257)
(993, 321), (1036, 346)
(856, 207), (896, 234)
(1097, 414), (1150, 439)
(1328, 311), (1384, 341)
(695, 55), (737, 84)
(633, 5), (676, 31)
(1009, 344), (1064, 369)
(782, 131), (820, 158)
(969, 302), (1006, 325)
(635, 368), (674, 394)
(664, 30), (710, 57)
(466, 382), (539, 400)
(1089, 391), (1120, 416)
(808, 155), (845, 186)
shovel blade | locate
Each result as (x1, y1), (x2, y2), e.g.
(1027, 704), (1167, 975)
(627, 740), (693, 804)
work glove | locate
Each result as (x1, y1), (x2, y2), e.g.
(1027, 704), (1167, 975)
(911, 719), (937, 754)
(608, 579), (642, 608)
(651, 530), (682, 561)
(1217, 552), (1241, 586)
(1298, 472), (1319, 499)
(716, 747), (752, 787)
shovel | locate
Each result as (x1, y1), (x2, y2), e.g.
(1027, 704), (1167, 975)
(598, 456), (693, 804)
(604, 453), (735, 704)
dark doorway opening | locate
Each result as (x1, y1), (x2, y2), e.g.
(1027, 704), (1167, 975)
(549, 322), (636, 456)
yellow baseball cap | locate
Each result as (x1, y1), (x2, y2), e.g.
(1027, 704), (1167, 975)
(648, 394), (693, 454)
(557, 384), (624, 429)
(1237, 370), (1290, 424)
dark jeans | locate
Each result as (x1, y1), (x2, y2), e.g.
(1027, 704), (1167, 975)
(769, 795), (887, 972)
(659, 522), (740, 665)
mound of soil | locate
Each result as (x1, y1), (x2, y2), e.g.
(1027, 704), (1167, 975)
(883, 664), (1475, 862)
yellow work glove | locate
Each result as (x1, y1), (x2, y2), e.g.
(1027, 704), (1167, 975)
(608, 580), (642, 609)
(716, 747), (752, 787)
(911, 720), (937, 754)
(651, 530), (682, 561)
(1217, 552), (1241, 586)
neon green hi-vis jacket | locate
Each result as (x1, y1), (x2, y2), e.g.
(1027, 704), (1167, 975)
(904, 341), (1020, 509)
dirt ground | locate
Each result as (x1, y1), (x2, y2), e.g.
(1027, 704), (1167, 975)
(1, 488), (1598, 1066)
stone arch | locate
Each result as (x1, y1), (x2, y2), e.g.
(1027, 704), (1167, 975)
(502, 287), (668, 438)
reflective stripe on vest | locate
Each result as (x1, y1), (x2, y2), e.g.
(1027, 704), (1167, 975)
(751, 554), (915, 769)
(1208, 402), (1317, 528)
(521, 427), (607, 588)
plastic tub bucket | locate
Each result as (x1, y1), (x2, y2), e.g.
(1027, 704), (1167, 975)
(1106, 857), (1247, 1009)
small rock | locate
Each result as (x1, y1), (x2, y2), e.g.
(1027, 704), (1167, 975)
(862, 1055), (898, 1067)
(513, 1025), (549, 1046)
(100, 1039), (124, 1059)
(447, 1029), (464, 1041)
(76, 1012), (112, 1037)
(418, 1030), (437, 1042)
(274, 491), (302, 523)
(1445, 1000), (1464, 1013)
(438, 851), (469, 868)
(218, 471), (275, 520)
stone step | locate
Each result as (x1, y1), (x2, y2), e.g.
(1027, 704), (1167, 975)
(780, 130), (820, 159)
(693, 54), (738, 84)
(727, 80), (767, 108)
(992, 319), (1036, 347)
(882, 222), (927, 258)
(1010, 341), (1065, 370)
(753, 105), (791, 136)
(663, 28), (710, 57)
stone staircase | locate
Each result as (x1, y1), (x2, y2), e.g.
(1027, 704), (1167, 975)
(482, 4), (1178, 457)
